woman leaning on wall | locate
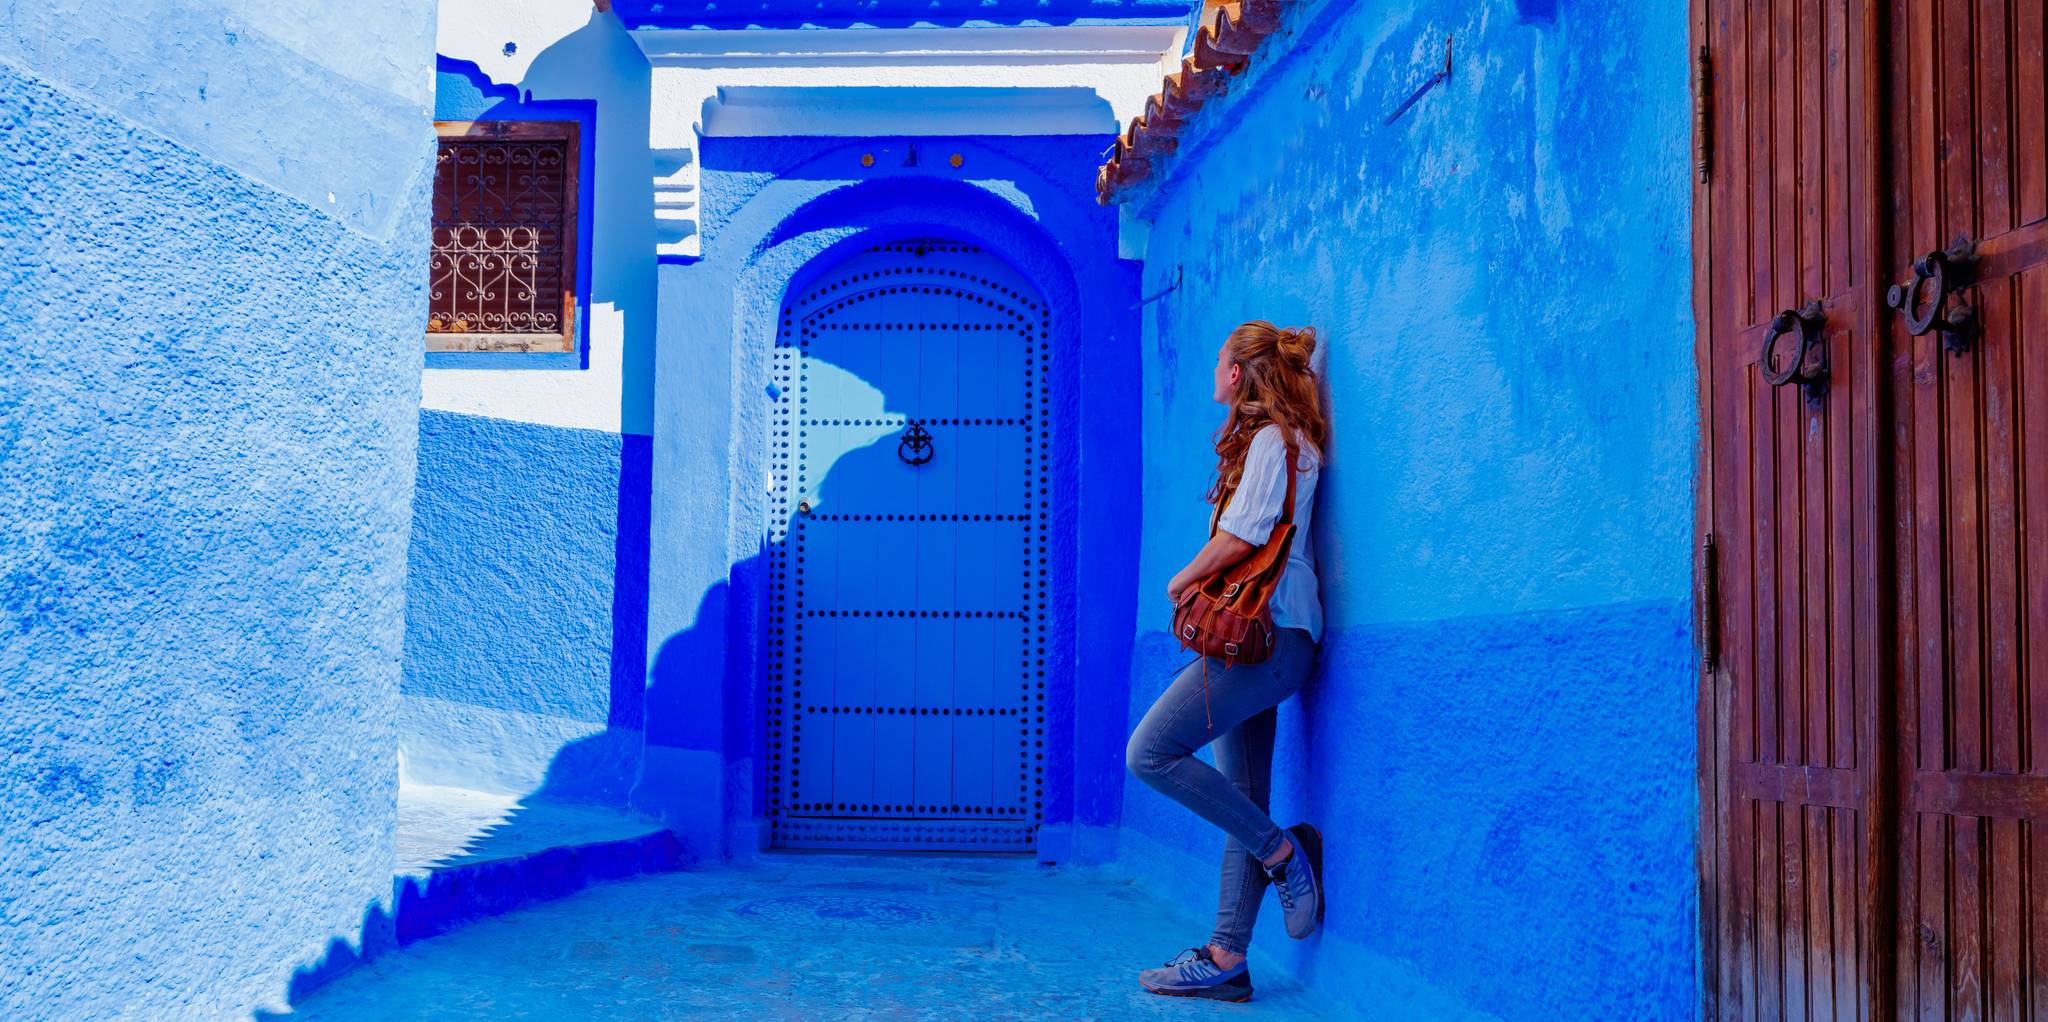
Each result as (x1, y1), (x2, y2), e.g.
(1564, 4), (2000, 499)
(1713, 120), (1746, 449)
(1125, 320), (1329, 1003)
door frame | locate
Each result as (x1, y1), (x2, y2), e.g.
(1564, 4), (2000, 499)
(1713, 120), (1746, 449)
(663, 154), (1142, 861)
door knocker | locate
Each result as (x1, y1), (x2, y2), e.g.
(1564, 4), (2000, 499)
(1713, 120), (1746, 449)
(897, 422), (934, 465)
(1757, 301), (1828, 401)
(1886, 236), (1979, 356)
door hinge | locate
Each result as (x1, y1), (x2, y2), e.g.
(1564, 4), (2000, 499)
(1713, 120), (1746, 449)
(1698, 532), (1720, 672)
(1694, 45), (1712, 182)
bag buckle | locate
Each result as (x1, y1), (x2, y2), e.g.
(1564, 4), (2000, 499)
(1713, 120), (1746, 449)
(1223, 642), (1240, 657)
(1181, 625), (1196, 641)
(1223, 581), (1242, 599)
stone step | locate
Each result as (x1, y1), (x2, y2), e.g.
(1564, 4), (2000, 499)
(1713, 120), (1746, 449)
(392, 784), (684, 945)
(278, 785), (684, 1007)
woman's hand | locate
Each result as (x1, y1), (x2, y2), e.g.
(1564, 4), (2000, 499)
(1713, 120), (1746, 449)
(1168, 533), (1257, 607)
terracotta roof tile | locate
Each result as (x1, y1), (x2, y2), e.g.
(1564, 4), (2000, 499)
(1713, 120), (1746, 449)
(1097, 1), (1287, 205)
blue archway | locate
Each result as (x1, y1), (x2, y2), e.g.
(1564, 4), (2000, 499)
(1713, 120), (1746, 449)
(638, 139), (1141, 862)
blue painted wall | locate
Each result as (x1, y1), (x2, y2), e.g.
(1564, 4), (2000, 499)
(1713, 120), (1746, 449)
(1115, 1), (1698, 1018)
(402, 412), (650, 802)
(401, 18), (659, 805)
(0, 1), (438, 1016)
(641, 133), (1141, 860)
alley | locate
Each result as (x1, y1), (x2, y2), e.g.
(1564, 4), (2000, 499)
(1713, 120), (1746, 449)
(278, 856), (1343, 1020)
(3, 0), (1754, 1018)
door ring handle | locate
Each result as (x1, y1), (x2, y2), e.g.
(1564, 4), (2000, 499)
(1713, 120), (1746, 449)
(1885, 237), (1979, 356)
(897, 422), (935, 466)
(1757, 300), (1827, 399)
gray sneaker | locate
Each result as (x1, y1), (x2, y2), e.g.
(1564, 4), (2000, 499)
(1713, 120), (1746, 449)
(1138, 947), (1253, 1002)
(1265, 823), (1324, 939)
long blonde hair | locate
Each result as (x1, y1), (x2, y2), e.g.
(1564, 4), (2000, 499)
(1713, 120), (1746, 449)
(1207, 321), (1328, 508)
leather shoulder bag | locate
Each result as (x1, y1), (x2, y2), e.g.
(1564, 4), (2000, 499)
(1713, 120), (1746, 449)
(1172, 453), (1298, 669)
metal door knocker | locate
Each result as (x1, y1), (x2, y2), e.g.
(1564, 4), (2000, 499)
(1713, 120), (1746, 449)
(897, 422), (934, 465)
(1757, 301), (1828, 401)
(1886, 236), (1979, 356)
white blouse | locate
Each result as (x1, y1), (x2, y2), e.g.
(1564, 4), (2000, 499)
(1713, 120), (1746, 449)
(1213, 424), (1323, 641)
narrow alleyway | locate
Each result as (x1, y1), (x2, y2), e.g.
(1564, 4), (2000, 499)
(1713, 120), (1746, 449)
(279, 856), (1344, 1020)
(8, 2), (1722, 1018)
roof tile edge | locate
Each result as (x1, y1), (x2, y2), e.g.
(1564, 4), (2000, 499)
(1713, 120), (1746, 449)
(1095, 0), (1286, 206)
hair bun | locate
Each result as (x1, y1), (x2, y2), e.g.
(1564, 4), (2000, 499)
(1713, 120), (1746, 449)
(1277, 325), (1317, 367)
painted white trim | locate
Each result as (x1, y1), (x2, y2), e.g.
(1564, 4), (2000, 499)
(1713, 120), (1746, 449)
(645, 45), (1179, 257)
(627, 22), (1186, 258)
(701, 85), (1116, 137)
(631, 24), (1182, 67)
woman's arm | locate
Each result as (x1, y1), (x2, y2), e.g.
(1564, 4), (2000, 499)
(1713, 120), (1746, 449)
(1167, 532), (1256, 603)
(1171, 426), (1291, 603)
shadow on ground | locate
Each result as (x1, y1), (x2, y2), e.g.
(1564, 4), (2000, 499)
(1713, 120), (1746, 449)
(271, 854), (1345, 1020)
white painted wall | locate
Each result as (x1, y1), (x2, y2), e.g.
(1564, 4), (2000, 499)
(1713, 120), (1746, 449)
(430, 0), (657, 435)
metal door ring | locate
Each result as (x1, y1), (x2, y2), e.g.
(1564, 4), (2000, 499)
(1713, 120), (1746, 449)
(1757, 301), (1828, 400)
(898, 423), (934, 465)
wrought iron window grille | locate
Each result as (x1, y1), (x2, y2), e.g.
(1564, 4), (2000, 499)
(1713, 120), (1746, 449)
(426, 120), (581, 353)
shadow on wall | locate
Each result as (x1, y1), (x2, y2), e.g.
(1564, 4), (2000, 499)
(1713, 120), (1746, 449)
(255, 12), (667, 1012)
(522, 4), (659, 422)
(452, 1), (658, 738)
(404, 6), (657, 798)
(262, 224), (1061, 1011)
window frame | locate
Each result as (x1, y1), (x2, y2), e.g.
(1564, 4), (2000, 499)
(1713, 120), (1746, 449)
(426, 119), (582, 355)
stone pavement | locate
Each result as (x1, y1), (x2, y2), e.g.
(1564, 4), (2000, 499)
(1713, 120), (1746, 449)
(281, 852), (1348, 1020)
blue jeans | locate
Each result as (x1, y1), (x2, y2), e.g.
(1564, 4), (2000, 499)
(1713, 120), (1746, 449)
(1125, 628), (1318, 955)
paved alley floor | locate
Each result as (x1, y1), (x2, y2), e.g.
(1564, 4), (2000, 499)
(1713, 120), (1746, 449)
(282, 853), (1347, 1020)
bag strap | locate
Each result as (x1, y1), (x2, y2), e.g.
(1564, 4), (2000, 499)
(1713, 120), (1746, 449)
(1277, 443), (1298, 526)
(1208, 430), (1302, 537)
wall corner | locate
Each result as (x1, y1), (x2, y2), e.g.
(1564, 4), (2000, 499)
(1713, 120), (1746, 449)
(1116, 203), (1152, 261)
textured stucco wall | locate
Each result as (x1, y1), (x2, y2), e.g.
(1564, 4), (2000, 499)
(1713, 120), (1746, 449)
(0, 0), (434, 235)
(0, 1), (438, 1016)
(400, 1), (658, 803)
(401, 412), (649, 802)
(1117, 1), (1698, 1018)
(643, 133), (1140, 859)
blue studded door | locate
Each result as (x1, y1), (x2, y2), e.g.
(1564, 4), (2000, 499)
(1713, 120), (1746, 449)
(767, 238), (1049, 851)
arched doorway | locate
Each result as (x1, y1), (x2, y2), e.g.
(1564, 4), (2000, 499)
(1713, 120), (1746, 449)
(764, 236), (1051, 851)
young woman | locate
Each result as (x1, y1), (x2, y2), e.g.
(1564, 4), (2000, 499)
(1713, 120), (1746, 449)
(1126, 320), (1328, 1003)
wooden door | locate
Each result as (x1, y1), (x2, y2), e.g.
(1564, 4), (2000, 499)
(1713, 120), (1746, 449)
(1700, 0), (2048, 1016)
(766, 238), (1050, 851)
(1697, 0), (1893, 1016)
(1886, 1), (2048, 1015)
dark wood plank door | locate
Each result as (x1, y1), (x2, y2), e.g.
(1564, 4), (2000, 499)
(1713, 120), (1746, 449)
(1697, 0), (1893, 1016)
(1886, 1), (2048, 1015)
(1700, 0), (2048, 1016)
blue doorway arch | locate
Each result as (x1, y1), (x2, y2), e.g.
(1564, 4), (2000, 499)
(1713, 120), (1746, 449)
(639, 150), (1139, 862)
(767, 237), (1050, 850)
